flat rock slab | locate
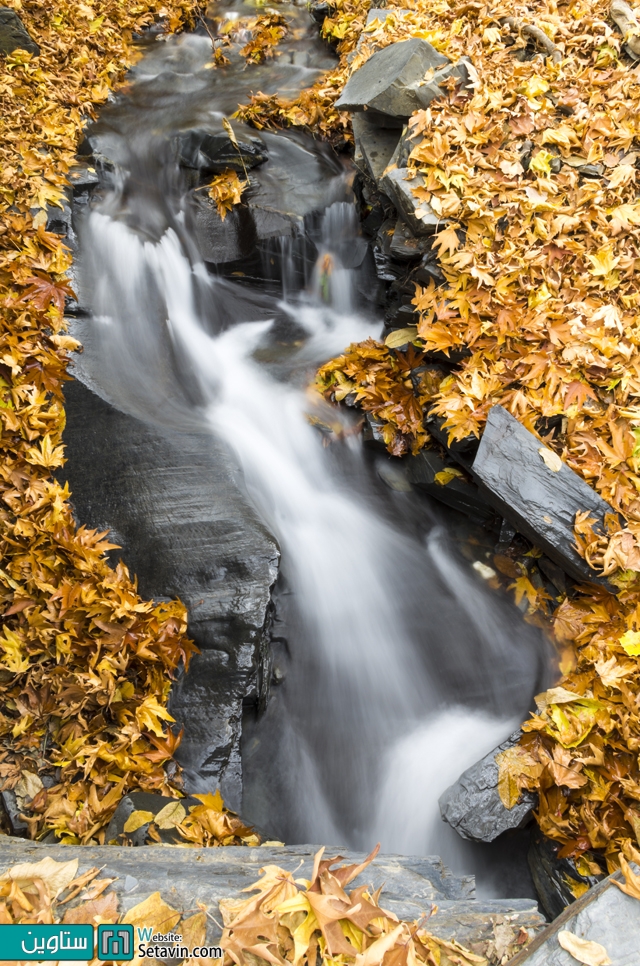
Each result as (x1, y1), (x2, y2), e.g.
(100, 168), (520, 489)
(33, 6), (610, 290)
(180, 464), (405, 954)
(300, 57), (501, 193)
(336, 38), (449, 120)
(0, 7), (39, 55)
(407, 448), (497, 526)
(508, 864), (640, 966)
(472, 405), (615, 586)
(352, 113), (400, 182)
(439, 732), (537, 843)
(60, 380), (279, 808)
(0, 840), (544, 949)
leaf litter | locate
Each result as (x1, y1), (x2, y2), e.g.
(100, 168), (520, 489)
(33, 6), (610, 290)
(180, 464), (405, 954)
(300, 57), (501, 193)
(0, 0), (257, 846)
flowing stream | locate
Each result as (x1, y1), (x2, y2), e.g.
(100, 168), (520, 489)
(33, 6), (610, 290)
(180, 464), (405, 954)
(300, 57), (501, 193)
(71, 23), (551, 895)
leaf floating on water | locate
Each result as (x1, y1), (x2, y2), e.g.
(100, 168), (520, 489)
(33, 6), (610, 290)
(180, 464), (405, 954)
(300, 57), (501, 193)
(557, 930), (611, 966)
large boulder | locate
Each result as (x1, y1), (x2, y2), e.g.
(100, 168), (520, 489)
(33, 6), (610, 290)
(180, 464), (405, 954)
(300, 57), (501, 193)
(0, 839), (545, 954)
(0, 8), (39, 56)
(508, 862), (640, 965)
(60, 380), (279, 810)
(335, 38), (451, 122)
(352, 113), (400, 182)
(439, 732), (537, 843)
(471, 405), (616, 586)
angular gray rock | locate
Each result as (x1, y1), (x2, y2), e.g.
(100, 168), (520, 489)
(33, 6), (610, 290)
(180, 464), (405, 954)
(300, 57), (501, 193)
(0, 7), (39, 56)
(351, 113), (400, 181)
(379, 166), (441, 235)
(508, 863), (640, 966)
(0, 839), (545, 951)
(60, 380), (279, 809)
(439, 732), (537, 843)
(471, 405), (616, 586)
(336, 38), (450, 121)
(390, 218), (435, 260)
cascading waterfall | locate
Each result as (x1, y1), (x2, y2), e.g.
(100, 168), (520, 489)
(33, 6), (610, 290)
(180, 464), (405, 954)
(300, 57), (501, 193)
(72, 32), (551, 895)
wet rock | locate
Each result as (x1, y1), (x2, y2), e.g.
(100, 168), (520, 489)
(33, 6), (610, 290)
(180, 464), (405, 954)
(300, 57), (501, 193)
(379, 167), (441, 235)
(194, 130), (345, 265)
(335, 38), (450, 121)
(351, 113), (400, 182)
(105, 791), (203, 846)
(528, 827), (605, 921)
(0, 8), (39, 56)
(362, 412), (388, 449)
(439, 732), (537, 843)
(60, 380), (279, 809)
(508, 862), (640, 965)
(0, 790), (28, 835)
(309, 1), (331, 24)
(425, 412), (479, 468)
(177, 125), (267, 174)
(407, 449), (498, 526)
(0, 839), (544, 949)
(390, 218), (433, 260)
(471, 405), (616, 586)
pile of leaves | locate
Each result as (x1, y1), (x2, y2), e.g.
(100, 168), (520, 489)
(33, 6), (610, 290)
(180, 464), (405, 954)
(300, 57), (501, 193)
(0, 853), (211, 963)
(116, 790), (259, 848)
(314, 0), (640, 870)
(0, 0), (259, 846)
(220, 845), (508, 966)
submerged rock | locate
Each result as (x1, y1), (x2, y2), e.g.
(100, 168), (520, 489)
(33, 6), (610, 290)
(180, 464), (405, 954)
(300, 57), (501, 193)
(177, 125), (268, 173)
(335, 38), (450, 121)
(471, 405), (615, 586)
(439, 732), (537, 843)
(0, 8), (39, 56)
(60, 380), (279, 809)
(508, 861), (640, 965)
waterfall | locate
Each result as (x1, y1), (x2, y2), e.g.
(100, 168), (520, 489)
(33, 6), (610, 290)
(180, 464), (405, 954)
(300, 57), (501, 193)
(71, 33), (550, 895)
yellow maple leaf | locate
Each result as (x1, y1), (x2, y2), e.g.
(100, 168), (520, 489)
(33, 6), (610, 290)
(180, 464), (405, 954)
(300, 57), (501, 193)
(135, 695), (175, 736)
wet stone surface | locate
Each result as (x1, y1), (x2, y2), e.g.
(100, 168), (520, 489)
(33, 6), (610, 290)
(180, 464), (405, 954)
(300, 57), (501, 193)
(439, 732), (538, 844)
(59, 380), (279, 808)
(471, 405), (616, 586)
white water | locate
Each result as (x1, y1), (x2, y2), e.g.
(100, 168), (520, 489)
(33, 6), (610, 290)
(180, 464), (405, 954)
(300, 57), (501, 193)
(72, 34), (549, 895)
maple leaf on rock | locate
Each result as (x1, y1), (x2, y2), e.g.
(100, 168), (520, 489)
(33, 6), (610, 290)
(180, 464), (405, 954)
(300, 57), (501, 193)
(20, 273), (75, 312)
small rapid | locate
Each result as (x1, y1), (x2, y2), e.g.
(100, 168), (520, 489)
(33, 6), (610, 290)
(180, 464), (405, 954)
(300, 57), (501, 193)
(72, 27), (550, 895)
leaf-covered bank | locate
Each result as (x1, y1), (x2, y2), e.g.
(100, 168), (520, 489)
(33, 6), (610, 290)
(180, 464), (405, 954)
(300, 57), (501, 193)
(0, 0), (262, 845)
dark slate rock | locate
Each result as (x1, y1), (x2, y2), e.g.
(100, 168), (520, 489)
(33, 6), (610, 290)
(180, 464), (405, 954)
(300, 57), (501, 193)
(379, 167), (441, 235)
(177, 126), (267, 174)
(528, 826), (605, 921)
(390, 218), (433, 260)
(336, 38), (450, 120)
(194, 131), (346, 264)
(351, 113), (400, 182)
(407, 449), (498, 526)
(0, 839), (544, 948)
(439, 732), (537, 843)
(425, 412), (479, 469)
(508, 863), (640, 966)
(0, 790), (28, 835)
(59, 380), (279, 809)
(0, 8), (39, 56)
(471, 405), (616, 586)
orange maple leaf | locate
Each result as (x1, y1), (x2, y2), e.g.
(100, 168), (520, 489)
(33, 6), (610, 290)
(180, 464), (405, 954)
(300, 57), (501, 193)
(21, 273), (75, 312)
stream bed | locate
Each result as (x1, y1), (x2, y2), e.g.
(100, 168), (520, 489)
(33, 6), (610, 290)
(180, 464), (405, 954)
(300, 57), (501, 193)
(62, 1), (553, 900)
